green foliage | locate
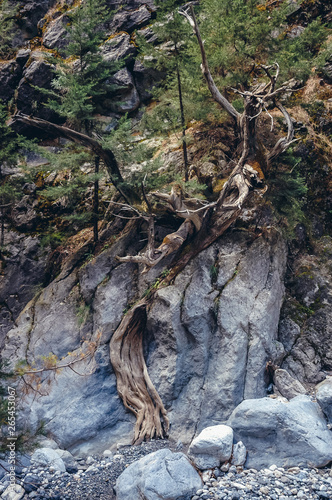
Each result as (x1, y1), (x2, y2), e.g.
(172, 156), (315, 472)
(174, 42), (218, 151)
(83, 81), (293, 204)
(276, 19), (328, 81)
(138, 0), (203, 134)
(266, 150), (308, 235)
(0, 0), (19, 60)
(47, 0), (116, 132)
(198, 0), (289, 88)
(103, 115), (170, 193)
(194, 1), (329, 91)
(0, 103), (32, 169)
(35, 144), (105, 233)
(40, 231), (66, 249)
(0, 102), (35, 243)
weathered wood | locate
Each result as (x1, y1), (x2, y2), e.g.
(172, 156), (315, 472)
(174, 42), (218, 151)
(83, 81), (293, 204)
(10, 113), (140, 205)
(179, 6), (240, 124)
(109, 302), (169, 444)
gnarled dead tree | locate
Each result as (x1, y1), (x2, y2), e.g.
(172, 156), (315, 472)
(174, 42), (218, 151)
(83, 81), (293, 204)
(110, 6), (298, 443)
(9, 7), (298, 443)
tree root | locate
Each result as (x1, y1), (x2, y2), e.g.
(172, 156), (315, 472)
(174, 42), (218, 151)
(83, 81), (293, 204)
(109, 302), (169, 444)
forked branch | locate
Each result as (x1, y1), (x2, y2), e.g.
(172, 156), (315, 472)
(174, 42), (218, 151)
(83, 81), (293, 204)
(179, 6), (240, 123)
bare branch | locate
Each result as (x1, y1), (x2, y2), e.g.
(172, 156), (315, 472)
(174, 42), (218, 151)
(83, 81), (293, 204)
(267, 101), (297, 163)
(179, 6), (240, 123)
(10, 113), (139, 205)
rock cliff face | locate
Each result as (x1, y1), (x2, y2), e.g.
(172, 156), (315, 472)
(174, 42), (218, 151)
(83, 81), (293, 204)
(2, 228), (288, 454)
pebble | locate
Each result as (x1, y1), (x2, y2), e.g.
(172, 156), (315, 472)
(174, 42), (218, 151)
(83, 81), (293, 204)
(2, 443), (332, 500)
(193, 464), (332, 500)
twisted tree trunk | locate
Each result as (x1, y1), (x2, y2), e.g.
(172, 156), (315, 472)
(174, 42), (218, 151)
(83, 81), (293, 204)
(109, 7), (297, 443)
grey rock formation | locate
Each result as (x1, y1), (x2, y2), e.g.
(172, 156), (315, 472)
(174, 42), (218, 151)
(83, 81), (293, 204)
(42, 15), (70, 54)
(273, 368), (307, 400)
(104, 68), (140, 113)
(9, 195), (38, 231)
(147, 230), (287, 443)
(16, 58), (60, 124)
(101, 33), (137, 64)
(0, 61), (23, 102)
(31, 448), (66, 472)
(133, 59), (164, 102)
(228, 395), (332, 469)
(115, 449), (203, 500)
(315, 377), (332, 424)
(107, 5), (151, 34)
(106, 0), (156, 9)
(16, 49), (31, 67)
(188, 425), (233, 469)
(280, 238), (332, 384)
(35, 437), (59, 449)
(2, 229), (287, 453)
(16, 1), (57, 40)
(0, 232), (48, 348)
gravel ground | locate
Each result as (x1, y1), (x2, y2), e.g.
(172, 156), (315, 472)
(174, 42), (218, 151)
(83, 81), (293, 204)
(1, 440), (332, 499)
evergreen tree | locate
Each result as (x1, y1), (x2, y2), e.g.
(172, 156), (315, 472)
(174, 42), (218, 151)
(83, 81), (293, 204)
(0, 0), (18, 60)
(48, 0), (114, 133)
(197, 0), (328, 89)
(138, 0), (195, 181)
(0, 102), (32, 250)
(43, 0), (118, 242)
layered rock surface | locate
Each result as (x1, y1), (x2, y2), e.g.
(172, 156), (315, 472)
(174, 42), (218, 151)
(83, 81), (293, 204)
(2, 229), (288, 454)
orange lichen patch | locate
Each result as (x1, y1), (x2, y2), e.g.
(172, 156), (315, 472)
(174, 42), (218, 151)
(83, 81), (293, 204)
(103, 31), (130, 43)
(247, 160), (265, 180)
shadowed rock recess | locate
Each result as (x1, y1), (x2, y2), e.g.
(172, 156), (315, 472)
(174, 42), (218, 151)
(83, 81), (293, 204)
(2, 229), (287, 454)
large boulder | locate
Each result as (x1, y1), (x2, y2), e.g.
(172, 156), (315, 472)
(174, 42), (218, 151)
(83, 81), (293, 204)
(315, 377), (332, 424)
(1, 484), (25, 500)
(146, 229), (287, 443)
(2, 229), (287, 453)
(188, 425), (233, 469)
(42, 14), (70, 54)
(16, 57), (61, 126)
(273, 368), (307, 400)
(31, 447), (66, 472)
(107, 5), (151, 35)
(228, 395), (332, 469)
(115, 449), (203, 500)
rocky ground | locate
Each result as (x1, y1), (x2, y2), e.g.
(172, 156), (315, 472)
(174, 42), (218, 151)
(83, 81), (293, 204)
(1, 439), (332, 500)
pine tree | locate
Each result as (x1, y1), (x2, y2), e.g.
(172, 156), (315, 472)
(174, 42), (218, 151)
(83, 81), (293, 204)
(198, 0), (328, 88)
(48, 0), (114, 133)
(0, 103), (32, 251)
(0, 0), (18, 60)
(44, 0), (119, 242)
(138, 0), (195, 181)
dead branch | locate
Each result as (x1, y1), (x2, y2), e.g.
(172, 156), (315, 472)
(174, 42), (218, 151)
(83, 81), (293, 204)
(267, 101), (297, 163)
(10, 113), (139, 205)
(179, 6), (240, 124)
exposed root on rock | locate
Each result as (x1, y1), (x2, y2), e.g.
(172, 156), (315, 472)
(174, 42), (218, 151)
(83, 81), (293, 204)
(109, 302), (169, 444)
